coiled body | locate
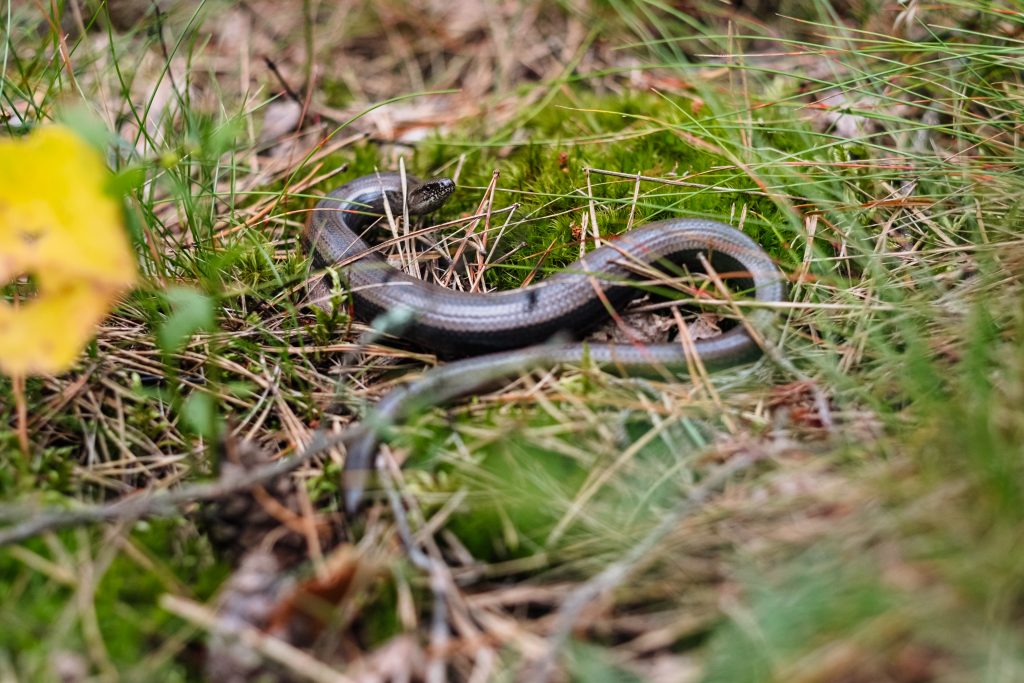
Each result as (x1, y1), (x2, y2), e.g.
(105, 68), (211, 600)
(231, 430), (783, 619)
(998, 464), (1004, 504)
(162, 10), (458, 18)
(305, 173), (786, 512)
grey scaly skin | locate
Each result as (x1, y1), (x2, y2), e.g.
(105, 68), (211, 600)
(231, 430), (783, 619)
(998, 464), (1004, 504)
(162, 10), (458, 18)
(305, 173), (787, 513)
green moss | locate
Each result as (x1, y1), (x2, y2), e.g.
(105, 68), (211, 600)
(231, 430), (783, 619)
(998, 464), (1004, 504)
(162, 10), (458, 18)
(320, 78), (353, 108)
(301, 89), (804, 293)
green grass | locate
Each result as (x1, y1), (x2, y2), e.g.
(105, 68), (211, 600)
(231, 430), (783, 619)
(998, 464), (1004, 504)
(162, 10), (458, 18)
(3, 0), (1024, 680)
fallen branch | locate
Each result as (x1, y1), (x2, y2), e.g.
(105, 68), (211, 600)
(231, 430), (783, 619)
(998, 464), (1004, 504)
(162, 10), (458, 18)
(0, 431), (341, 547)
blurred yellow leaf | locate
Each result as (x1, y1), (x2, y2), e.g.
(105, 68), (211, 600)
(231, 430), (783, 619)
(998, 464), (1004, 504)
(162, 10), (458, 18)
(0, 125), (136, 375)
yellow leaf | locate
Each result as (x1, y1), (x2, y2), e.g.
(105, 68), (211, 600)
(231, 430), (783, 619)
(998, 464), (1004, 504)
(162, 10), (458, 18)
(0, 125), (137, 376)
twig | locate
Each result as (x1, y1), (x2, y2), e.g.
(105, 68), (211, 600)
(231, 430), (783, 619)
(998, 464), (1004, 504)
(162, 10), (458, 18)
(264, 56), (304, 104)
(13, 373), (28, 455)
(380, 461), (451, 683)
(527, 452), (763, 682)
(378, 453), (489, 680)
(0, 431), (340, 547)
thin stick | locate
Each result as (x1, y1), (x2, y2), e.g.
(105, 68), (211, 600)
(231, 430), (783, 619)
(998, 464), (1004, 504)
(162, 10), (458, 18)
(13, 373), (28, 455)
(0, 431), (341, 547)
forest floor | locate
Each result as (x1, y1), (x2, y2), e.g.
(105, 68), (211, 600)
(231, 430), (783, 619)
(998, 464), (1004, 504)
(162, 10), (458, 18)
(2, 1), (1024, 681)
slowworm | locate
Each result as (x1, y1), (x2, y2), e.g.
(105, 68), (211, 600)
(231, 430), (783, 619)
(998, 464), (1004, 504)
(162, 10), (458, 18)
(305, 172), (786, 513)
